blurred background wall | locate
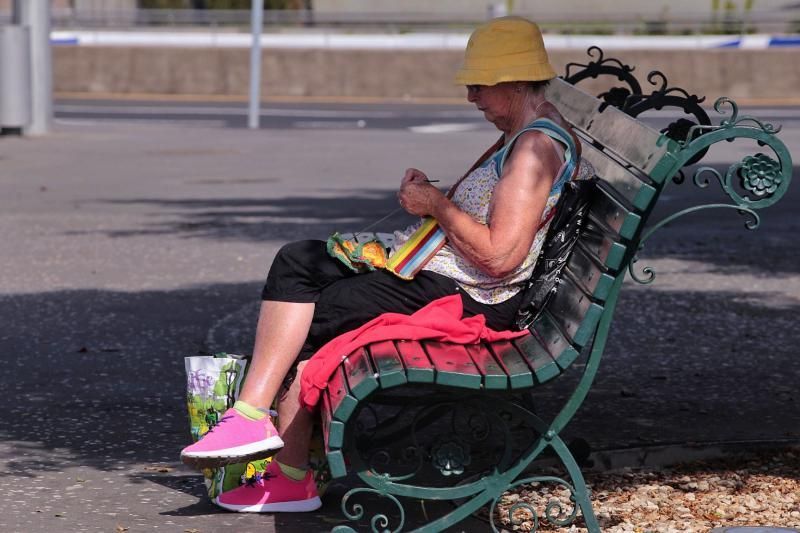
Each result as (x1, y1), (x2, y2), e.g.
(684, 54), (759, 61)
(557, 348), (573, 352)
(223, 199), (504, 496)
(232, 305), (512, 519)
(51, 46), (798, 103)
(2, 0), (798, 103)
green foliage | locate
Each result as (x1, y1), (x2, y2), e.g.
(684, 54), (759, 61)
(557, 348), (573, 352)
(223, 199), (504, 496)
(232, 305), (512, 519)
(139, 0), (187, 8)
(707, 0), (756, 34)
(560, 25), (614, 36)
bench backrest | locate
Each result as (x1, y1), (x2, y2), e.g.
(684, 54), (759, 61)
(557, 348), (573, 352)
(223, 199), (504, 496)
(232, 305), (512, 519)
(493, 79), (672, 386)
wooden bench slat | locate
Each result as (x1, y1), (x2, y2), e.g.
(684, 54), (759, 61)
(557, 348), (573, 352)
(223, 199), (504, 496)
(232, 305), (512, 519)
(486, 341), (535, 389)
(577, 223), (628, 273)
(424, 341), (483, 389)
(327, 449), (347, 479)
(545, 275), (605, 348)
(546, 78), (668, 174)
(464, 343), (508, 390)
(320, 389), (333, 450)
(395, 340), (435, 383)
(368, 340), (407, 390)
(588, 185), (642, 241)
(321, 390), (348, 479)
(529, 312), (581, 371)
(566, 244), (617, 303)
(581, 142), (658, 212)
(327, 365), (359, 422)
(508, 335), (561, 384)
(343, 347), (379, 400)
(321, 389), (345, 449)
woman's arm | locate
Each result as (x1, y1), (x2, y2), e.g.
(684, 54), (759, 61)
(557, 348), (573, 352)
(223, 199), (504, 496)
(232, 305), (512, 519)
(398, 130), (563, 278)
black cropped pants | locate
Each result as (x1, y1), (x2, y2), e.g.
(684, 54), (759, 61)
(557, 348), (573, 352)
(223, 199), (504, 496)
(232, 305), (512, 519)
(262, 240), (524, 361)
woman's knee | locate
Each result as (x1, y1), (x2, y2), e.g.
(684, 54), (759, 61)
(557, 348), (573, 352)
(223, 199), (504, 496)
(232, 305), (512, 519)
(263, 240), (330, 301)
(273, 240), (323, 268)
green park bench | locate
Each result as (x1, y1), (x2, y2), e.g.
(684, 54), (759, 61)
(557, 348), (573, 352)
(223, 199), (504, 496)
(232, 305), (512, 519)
(320, 48), (794, 532)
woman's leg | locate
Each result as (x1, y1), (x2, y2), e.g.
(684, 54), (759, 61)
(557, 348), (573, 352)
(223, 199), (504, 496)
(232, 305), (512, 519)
(273, 361), (315, 468)
(236, 240), (356, 410)
(236, 301), (314, 410)
(236, 303), (316, 469)
(181, 241), (348, 467)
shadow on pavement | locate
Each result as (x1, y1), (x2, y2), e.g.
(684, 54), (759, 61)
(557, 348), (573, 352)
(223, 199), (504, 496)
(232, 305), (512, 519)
(0, 282), (258, 477)
(92, 189), (419, 243)
(77, 164), (800, 276)
(0, 287), (796, 530)
(546, 286), (800, 455)
(1, 267), (796, 478)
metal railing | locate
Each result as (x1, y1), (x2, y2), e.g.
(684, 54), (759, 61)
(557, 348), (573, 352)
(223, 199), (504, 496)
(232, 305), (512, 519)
(0, 8), (797, 34)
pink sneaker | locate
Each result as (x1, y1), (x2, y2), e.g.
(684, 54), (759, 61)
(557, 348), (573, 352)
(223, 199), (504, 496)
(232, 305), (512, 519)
(216, 460), (322, 513)
(180, 408), (284, 468)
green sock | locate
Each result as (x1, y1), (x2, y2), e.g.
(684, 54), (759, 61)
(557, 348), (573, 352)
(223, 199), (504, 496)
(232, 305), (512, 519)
(277, 460), (307, 482)
(233, 400), (267, 421)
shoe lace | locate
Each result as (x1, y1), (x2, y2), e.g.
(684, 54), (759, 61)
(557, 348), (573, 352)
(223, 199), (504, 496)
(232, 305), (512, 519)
(203, 413), (235, 435)
(245, 471), (276, 488)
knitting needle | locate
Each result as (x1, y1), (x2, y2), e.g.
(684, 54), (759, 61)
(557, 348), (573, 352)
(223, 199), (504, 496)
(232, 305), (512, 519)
(354, 179), (441, 236)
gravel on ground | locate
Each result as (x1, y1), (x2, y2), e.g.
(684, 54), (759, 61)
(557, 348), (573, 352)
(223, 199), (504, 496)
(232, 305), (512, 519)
(494, 447), (800, 532)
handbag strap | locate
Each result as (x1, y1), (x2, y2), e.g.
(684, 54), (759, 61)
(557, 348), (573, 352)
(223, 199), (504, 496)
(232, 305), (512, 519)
(498, 118), (579, 193)
(445, 135), (505, 199)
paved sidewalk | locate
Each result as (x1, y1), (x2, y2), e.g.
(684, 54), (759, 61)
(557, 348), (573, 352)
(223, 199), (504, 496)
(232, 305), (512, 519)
(0, 120), (798, 532)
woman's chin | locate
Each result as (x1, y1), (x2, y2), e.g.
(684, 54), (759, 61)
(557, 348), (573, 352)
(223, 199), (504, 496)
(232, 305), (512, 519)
(484, 115), (503, 129)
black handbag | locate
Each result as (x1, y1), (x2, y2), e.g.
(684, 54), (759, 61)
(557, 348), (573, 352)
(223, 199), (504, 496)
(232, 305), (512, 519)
(515, 177), (597, 330)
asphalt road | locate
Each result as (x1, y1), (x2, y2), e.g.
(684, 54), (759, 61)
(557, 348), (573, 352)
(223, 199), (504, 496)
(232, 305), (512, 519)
(54, 98), (800, 132)
(1, 104), (798, 532)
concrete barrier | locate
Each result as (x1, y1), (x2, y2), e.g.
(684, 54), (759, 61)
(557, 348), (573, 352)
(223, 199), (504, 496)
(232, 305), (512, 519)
(53, 46), (799, 103)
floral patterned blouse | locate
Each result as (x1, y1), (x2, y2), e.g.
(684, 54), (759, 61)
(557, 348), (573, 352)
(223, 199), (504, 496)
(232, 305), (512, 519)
(392, 119), (583, 305)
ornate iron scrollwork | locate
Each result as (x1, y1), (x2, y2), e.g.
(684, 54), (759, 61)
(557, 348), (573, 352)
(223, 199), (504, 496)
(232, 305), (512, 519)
(332, 488), (406, 533)
(564, 48), (714, 168)
(621, 71), (712, 167)
(356, 397), (508, 483)
(489, 476), (580, 532)
(563, 46), (642, 112)
(628, 96), (792, 284)
(681, 96), (782, 145)
(334, 391), (601, 532)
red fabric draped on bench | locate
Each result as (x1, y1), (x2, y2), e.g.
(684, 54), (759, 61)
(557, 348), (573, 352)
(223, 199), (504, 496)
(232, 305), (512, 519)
(299, 294), (527, 410)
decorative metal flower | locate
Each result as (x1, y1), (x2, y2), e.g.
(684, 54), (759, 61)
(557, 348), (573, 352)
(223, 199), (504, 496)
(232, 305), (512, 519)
(598, 86), (631, 110)
(431, 439), (471, 476)
(662, 118), (697, 143)
(739, 153), (782, 197)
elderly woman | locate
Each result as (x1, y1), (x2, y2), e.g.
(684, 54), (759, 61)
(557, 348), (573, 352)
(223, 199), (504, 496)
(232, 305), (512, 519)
(181, 16), (581, 512)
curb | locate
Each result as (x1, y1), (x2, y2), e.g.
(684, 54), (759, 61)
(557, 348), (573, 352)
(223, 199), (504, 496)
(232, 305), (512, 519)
(586, 439), (800, 472)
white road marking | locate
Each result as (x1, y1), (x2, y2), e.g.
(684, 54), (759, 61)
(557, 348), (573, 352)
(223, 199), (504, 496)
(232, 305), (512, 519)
(53, 30), (797, 50)
(292, 120), (367, 128)
(55, 117), (228, 128)
(409, 123), (480, 133)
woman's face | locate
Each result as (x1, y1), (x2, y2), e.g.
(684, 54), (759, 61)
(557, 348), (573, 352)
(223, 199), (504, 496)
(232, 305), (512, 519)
(466, 82), (519, 131)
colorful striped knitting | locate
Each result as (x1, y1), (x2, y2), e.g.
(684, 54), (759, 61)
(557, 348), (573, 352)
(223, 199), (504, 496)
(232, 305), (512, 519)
(385, 217), (447, 280)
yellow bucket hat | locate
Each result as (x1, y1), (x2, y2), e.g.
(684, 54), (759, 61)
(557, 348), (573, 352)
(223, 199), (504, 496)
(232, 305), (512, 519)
(454, 16), (556, 86)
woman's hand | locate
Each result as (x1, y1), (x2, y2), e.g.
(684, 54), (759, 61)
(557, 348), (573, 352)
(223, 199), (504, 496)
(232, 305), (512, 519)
(398, 168), (444, 217)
